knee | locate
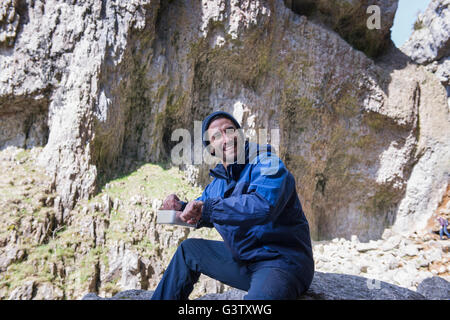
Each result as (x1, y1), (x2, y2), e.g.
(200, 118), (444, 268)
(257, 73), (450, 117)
(178, 238), (202, 253)
(177, 238), (204, 272)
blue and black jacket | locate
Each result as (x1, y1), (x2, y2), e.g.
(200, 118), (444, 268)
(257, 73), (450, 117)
(181, 139), (314, 286)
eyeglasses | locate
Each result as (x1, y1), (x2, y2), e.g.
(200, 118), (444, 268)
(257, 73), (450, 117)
(210, 128), (238, 143)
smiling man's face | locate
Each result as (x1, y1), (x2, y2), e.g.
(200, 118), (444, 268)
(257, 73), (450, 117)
(207, 117), (241, 167)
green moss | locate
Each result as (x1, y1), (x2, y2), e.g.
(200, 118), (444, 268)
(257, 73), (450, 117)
(6, 262), (50, 286)
(358, 184), (397, 215)
(151, 91), (187, 160)
(76, 247), (104, 284)
(102, 281), (120, 296)
(15, 150), (29, 162)
(5, 256), (54, 289)
(100, 162), (202, 202)
(413, 18), (425, 31)
(281, 88), (316, 125)
(333, 91), (360, 118)
(134, 238), (156, 252)
(188, 22), (275, 90)
(155, 84), (167, 101)
(285, 154), (311, 177)
(353, 134), (376, 149)
(363, 112), (386, 132)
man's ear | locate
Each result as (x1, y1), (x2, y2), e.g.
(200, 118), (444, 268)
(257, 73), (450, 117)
(203, 129), (216, 156)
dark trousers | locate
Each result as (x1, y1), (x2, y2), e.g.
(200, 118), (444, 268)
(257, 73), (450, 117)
(151, 238), (307, 300)
(440, 226), (450, 239)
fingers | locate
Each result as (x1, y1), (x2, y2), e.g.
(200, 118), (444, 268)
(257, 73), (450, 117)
(193, 200), (203, 210)
(160, 194), (183, 210)
(178, 212), (195, 225)
(187, 218), (197, 225)
(179, 200), (203, 224)
(180, 210), (199, 223)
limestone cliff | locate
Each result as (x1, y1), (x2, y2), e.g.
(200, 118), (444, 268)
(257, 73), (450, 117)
(401, 0), (450, 107)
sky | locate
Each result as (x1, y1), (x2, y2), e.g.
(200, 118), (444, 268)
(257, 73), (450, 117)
(391, 0), (431, 48)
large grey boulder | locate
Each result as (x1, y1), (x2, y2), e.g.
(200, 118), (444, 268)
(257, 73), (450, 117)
(81, 272), (426, 300)
(299, 272), (425, 300)
(417, 276), (450, 300)
(82, 290), (155, 300)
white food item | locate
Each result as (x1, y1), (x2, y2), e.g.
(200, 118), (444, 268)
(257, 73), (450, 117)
(156, 210), (195, 228)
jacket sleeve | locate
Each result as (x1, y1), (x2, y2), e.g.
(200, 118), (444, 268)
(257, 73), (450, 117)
(201, 154), (293, 228)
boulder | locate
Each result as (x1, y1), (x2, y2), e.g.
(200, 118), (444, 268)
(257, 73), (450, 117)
(81, 271), (425, 300)
(82, 290), (155, 300)
(417, 276), (450, 300)
(8, 281), (35, 300)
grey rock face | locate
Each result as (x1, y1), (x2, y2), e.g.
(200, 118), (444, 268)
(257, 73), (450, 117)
(401, 0), (450, 64)
(401, 0), (450, 108)
(0, 245), (26, 272)
(417, 276), (450, 300)
(0, 0), (449, 243)
(8, 280), (35, 300)
(285, 0), (398, 57)
(0, 0), (20, 46)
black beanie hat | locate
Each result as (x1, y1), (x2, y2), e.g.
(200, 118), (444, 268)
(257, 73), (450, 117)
(202, 111), (242, 148)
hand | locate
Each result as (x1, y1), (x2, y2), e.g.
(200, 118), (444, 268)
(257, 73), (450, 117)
(160, 193), (183, 211)
(179, 200), (203, 225)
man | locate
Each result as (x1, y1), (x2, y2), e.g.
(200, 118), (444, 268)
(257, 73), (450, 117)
(437, 216), (450, 240)
(151, 110), (314, 300)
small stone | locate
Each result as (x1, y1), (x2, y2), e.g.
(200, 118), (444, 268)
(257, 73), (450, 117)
(356, 241), (378, 253)
(315, 244), (324, 254)
(381, 228), (394, 240)
(424, 249), (442, 263)
(402, 245), (419, 257)
(415, 255), (429, 268)
(113, 198), (121, 211)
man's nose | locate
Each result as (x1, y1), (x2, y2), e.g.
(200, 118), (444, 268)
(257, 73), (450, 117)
(222, 133), (235, 147)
